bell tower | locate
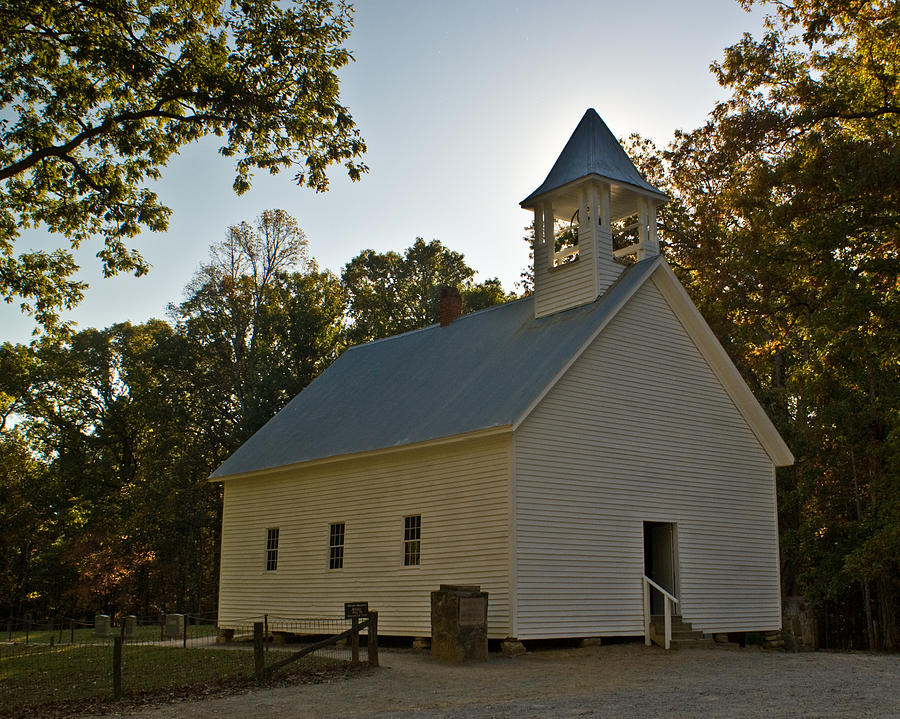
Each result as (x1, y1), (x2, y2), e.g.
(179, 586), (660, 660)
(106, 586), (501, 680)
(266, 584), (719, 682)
(521, 109), (667, 318)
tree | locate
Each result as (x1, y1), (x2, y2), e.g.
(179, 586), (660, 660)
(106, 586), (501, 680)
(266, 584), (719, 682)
(174, 209), (310, 422)
(342, 238), (515, 344)
(171, 209), (346, 439)
(0, 428), (61, 617)
(633, 0), (899, 649)
(0, 342), (39, 432)
(0, 0), (367, 334)
(462, 277), (517, 314)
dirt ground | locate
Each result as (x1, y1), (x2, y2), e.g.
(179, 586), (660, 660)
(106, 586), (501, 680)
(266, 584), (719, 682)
(92, 641), (899, 719)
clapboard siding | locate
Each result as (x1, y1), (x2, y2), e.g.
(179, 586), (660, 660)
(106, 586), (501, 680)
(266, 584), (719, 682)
(534, 234), (597, 318)
(514, 274), (780, 638)
(219, 435), (512, 638)
(594, 227), (621, 294)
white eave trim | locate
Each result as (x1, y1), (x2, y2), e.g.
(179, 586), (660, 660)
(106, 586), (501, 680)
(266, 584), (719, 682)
(520, 174), (668, 210)
(208, 424), (514, 483)
(650, 262), (795, 467)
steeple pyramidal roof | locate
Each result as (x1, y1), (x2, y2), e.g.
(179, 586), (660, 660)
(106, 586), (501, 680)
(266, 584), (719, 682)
(521, 108), (666, 207)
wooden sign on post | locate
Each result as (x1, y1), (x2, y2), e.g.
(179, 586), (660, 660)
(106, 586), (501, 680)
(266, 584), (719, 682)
(344, 602), (368, 619)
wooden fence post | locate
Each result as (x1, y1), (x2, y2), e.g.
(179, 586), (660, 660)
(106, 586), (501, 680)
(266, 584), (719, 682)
(112, 636), (123, 699)
(367, 612), (379, 667)
(183, 613), (188, 648)
(253, 622), (265, 679)
(70, 619), (75, 644)
(351, 617), (360, 663)
(160, 613), (165, 641)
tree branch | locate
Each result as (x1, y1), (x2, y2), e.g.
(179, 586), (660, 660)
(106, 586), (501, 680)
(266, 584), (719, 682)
(821, 106), (900, 120)
(0, 103), (232, 181)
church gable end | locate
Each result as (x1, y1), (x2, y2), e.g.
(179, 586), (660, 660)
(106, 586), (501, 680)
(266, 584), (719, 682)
(513, 277), (781, 638)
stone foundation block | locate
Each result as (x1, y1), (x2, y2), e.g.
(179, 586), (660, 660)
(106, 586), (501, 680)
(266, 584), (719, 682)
(501, 640), (526, 657)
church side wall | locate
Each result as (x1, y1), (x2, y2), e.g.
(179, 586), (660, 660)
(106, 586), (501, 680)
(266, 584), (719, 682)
(514, 276), (781, 638)
(218, 434), (512, 638)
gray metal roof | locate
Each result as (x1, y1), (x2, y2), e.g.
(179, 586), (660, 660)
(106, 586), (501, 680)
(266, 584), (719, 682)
(521, 109), (666, 208)
(210, 258), (661, 479)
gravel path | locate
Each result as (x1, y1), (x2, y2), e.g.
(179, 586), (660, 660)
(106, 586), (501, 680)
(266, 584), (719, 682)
(94, 642), (900, 718)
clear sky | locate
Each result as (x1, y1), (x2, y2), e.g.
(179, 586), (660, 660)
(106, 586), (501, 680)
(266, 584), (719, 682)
(2, 0), (769, 343)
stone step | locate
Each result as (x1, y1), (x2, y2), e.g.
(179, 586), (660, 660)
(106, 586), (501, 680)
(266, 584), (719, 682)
(651, 622), (695, 633)
(650, 627), (707, 640)
(648, 615), (712, 649)
(650, 622), (696, 634)
(666, 630), (706, 640)
(650, 614), (690, 624)
(650, 632), (713, 648)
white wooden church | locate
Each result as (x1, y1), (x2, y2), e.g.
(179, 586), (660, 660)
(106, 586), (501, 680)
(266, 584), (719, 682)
(212, 109), (793, 645)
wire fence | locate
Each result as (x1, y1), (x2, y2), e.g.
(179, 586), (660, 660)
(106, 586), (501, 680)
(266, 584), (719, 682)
(221, 615), (357, 663)
(0, 612), (371, 714)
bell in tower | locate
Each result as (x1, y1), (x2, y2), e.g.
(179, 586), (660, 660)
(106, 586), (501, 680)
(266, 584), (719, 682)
(521, 109), (668, 319)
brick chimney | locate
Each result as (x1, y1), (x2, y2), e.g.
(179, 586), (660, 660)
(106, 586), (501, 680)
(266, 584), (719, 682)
(439, 286), (462, 327)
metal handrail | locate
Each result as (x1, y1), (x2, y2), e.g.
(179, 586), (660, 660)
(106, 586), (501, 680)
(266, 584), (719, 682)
(642, 575), (678, 650)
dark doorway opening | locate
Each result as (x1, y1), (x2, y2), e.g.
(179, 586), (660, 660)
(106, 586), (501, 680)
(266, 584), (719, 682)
(643, 521), (678, 614)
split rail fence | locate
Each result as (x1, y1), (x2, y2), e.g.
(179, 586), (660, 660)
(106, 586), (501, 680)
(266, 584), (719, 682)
(0, 612), (377, 714)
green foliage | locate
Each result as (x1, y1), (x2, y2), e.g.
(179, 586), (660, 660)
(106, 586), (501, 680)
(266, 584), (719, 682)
(462, 277), (516, 314)
(170, 209), (346, 439)
(0, 429), (59, 613)
(0, 0), (366, 334)
(342, 238), (515, 344)
(0, 342), (39, 431)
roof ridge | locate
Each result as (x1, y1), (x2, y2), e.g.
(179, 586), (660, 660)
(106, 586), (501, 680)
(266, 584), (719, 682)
(345, 294), (531, 352)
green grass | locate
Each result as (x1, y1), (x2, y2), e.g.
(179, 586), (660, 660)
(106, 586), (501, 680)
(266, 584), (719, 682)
(1, 643), (246, 709)
(1, 642), (115, 707)
(3, 622), (218, 645)
(123, 645), (254, 691)
(1, 641), (347, 712)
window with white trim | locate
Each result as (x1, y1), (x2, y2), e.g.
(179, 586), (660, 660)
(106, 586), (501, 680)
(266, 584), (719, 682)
(329, 522), (345, 570)
(265, 528), (279, 571)
(403, 515), (421, 566)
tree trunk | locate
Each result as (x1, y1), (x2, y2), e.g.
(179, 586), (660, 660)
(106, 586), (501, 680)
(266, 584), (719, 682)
(879, 578), (898, 651)
(863, 580), (876, 650)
